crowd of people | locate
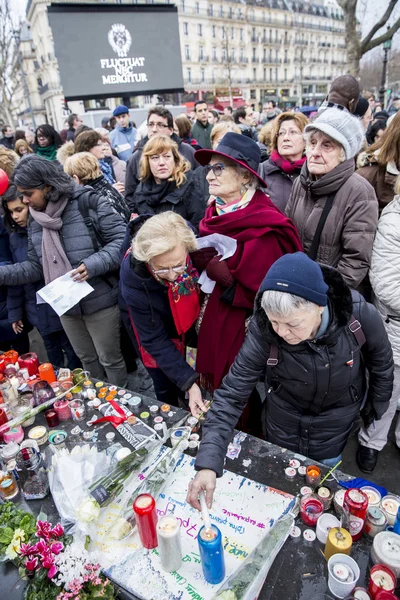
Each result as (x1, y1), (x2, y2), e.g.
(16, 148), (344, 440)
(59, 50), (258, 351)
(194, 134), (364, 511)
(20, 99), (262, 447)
(0, 76), (399, 503)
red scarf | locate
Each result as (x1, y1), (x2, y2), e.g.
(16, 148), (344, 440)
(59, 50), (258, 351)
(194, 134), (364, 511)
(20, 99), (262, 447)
(197, 190), (302, 390)
(150, 257), (200, 336)
(270, 149), (306, 175)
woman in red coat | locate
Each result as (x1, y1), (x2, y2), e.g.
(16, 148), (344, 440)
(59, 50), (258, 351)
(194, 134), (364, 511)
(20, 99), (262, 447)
(189, 132), (302, 433)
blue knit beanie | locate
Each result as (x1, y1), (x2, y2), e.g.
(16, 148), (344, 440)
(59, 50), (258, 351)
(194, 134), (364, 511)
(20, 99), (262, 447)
(260, 252), (328, 306)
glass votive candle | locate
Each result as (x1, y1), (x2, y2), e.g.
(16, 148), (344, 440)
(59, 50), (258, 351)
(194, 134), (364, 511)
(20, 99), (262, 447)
(368, 564), (396, 598)
(300, 493), (324, 526)
(45, 409), (59, 428)
(72, 368), (84, 385)
(32, 380), (56, 407)
(54, 398), (72, 421)
(12, 395), (35, 427)
(380, 495), (400, 527)
(38, 363), (56, 384)
(0, 470), (19, 500)
(3, 350), (19, 365)
(69, 400), (85, 422)
(18, 352), (39, 376)
(306, 464), (322, 487)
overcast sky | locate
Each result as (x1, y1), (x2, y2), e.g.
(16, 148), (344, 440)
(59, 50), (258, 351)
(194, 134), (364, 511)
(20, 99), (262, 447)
(9, 0), (400, 58)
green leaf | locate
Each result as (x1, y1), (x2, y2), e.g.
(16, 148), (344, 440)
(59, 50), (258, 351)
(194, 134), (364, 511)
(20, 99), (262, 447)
(0, 527), (14, 544)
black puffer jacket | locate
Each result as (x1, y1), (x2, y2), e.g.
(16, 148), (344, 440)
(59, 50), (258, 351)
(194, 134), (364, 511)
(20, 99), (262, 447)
(195, 266), (394, 476)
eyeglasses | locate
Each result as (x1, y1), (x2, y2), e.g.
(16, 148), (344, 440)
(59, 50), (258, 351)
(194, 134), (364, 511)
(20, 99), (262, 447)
(277, 129), (303, 138)
(204, 163), (226, 177)
(147, 121), (170, 130)
(152, 264), (187, 275)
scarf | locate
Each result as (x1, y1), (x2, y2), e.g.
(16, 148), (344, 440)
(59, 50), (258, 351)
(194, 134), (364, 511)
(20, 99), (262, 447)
(197, 190), (302, 389)
(270, 150), (306, 175)
(215, 189), (255, 215)
(149, 257), (200, 335)
(138, 178), (176, 208)
(99, 159), (115, 185)
(29, 197), (72, 285)
(36, 145), (57, 161)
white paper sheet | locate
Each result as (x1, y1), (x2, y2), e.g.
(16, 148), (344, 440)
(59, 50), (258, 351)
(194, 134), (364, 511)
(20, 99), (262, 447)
(196, 234), (237, 293)
(36, 271), (94, 316)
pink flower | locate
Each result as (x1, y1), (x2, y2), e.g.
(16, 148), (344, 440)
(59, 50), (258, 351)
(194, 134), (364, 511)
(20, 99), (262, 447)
(19, 543), (34, 557)
(50, 542), (64, 555)
(35, 540), (48, 554)
(25, 555), (38, 572)
(41, 553), (55, 569)
(36, 521), (52, 540)
(50, 523), (64, 538)
(47, 564), (57, 579)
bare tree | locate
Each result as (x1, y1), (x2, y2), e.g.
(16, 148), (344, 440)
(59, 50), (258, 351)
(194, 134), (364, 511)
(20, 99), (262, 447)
(220, 26), (235, 106)
(0, 0), (21, 126)
(337, 0), (400, 76)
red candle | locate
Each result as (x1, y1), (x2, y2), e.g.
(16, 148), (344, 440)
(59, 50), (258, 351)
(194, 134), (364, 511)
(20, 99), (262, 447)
(3, 350), (18, 365)
(19, 353), (39, 376)
(369, 565), (396, 599)
(54, 398), (72, 421)
(0, 357), (6, 374)
(38, 363), (56, 384)
(343, 488), (369, 542)
(299, 493), (324, 526)
(45, 409), (59, 428)
(376, 592), (399, 600)
(133, 494), (158, 549)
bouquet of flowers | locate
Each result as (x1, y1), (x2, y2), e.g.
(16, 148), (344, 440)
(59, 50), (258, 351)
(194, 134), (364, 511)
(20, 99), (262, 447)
(0, 501), (37, 562)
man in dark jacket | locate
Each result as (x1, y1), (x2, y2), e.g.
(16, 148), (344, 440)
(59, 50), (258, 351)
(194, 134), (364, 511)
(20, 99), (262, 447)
(191, 101), (213, 149)
(66, 114), (83, 142)
(125, 106), (198, 209)
(0, 125), (15, 150)
(187, 253), (393, 510)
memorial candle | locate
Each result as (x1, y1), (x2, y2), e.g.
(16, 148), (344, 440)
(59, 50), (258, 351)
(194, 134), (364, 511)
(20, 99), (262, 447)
(18, 353), (39, 376)
(369, 565), (396, 599)
(306, 465), (321, 487)
(133, 494), (158, 549)
(380, 495), (400, 527)
(198, 525), (225, 585)
(156, 515), (182, 572)
(38, 363), (56, 384)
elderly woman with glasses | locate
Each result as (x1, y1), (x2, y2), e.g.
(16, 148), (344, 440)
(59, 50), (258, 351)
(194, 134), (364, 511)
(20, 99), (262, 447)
(258, 111), (309, 211)
(130, 135), (205, 230)
(189, 133), (302, 433)
(119, 211), (201, 406)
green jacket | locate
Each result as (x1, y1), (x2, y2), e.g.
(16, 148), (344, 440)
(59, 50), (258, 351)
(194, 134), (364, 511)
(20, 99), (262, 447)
(191, 120), (213, 149)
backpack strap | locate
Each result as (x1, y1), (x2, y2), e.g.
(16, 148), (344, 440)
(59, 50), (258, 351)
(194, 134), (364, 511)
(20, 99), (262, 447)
(267, 344), (279, 366)
(77, 189), (103, 253)
(348, 315), (366, 348)
(307, 192), (336, 261)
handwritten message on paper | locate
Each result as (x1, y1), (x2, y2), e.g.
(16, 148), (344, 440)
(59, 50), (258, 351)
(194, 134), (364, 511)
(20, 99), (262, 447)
(105, 453), (294, 600)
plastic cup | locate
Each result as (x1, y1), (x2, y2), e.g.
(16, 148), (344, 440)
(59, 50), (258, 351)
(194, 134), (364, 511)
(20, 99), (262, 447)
(327, 553), (360, 599)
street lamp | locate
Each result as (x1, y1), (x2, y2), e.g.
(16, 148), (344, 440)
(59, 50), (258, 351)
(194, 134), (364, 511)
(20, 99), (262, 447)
(379, 26), (392, 109)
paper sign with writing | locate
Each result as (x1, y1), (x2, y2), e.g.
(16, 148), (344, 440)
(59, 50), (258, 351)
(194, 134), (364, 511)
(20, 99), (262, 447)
(105, 453), (294, 600)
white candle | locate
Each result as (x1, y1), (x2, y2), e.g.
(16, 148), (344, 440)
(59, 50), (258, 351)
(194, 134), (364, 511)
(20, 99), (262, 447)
(333, 563), (350, 581)
(361, 486), (381, 506)
(371, 568), (395, 591)
(156, 516), (182, 573)
(381, 495), (400, 526)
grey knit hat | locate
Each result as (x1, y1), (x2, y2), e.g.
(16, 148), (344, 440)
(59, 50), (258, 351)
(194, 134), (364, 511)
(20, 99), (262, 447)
(304, 108), (365, 160)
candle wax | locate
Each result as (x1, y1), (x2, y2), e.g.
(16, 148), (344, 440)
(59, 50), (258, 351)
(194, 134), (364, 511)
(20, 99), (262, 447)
(371, 571), (395, 591)
(318, 487), (330, 498)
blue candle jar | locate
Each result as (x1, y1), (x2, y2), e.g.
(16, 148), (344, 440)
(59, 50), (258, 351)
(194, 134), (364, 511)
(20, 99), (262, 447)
(197, 524), (225, 585)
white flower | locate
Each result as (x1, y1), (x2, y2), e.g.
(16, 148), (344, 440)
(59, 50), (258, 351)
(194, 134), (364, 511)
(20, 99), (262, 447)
(53, 540), (98, 589)
(76, 497), (100, 523)
(13, 529), (26, 543)
(5, 539), (21, 560)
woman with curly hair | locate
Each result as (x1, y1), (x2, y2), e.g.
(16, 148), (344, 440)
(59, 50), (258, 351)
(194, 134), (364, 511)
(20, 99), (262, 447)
(132, 135), (205, 229)
(15, 139), (33, 158)
(35, 124), (62, 161)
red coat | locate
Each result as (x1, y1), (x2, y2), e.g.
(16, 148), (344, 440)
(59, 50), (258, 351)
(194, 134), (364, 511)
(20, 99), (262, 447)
(197, 189), (302, 389)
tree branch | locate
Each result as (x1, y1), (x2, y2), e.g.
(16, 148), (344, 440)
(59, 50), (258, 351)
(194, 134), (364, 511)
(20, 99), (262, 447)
(362, 15), (400, 54)
(361, 0), (399, 51)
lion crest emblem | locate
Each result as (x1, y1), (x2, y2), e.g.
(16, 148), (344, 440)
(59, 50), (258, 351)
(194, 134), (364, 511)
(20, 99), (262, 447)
(108, 23), (132, 58)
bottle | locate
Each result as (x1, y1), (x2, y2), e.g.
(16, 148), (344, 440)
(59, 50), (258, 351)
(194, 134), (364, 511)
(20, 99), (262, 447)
(16, 448), (49, 500)
(0, 470), (19, 500)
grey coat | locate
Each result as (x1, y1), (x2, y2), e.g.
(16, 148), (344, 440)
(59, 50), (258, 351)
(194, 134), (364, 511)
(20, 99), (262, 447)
(0, 186), (126, 316)
(258, 158), (301, 213)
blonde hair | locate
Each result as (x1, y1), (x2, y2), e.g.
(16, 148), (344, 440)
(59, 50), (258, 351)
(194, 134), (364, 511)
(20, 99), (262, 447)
(258, 121), (275, 147)
(139, 135), (190, 188)
(132, 212), (197, 263)
(210, 121), (241, 147)
(271, 111), (309, 152)
(0, 147), (19, 177)
(14, 139), (33, 157)
(63, 152), (101, 184)
(395, 174), (400, 196)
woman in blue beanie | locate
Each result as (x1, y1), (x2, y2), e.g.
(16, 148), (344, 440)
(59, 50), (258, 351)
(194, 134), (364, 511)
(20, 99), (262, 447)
(187, 252), (394, 510)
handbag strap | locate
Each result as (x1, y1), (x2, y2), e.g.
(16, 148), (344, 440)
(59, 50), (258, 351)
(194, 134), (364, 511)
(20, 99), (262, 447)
(307, 192), (336, 261)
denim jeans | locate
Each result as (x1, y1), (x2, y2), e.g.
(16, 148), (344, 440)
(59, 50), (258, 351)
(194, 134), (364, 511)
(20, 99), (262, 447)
(319, 455), (342, 467)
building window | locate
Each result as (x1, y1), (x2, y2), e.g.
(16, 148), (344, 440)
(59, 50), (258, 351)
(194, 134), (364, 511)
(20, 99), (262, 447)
(183, 22), (188, 35)
(213, 46), (217, 60)
(263, 48), (267, 61)
(209, 3), (213, 16)
(201, 68), (205, 83)
(187, 67), (191, 82)
(195, 2), (199, 14)
(222, 47), (227, 61)
(269, 29), (272, 42)
(251, 89), (256, 99)
(199, 47), (204, 60)
(222, 27), (225, 39)
(231, 48), (235, 61)
(269, 48), (273, 62)
(185, 45), (190, 60)
(181, 0), (185, 10)
(284, 68), (287, 80)
(264, 67), (266, 80)
(212, 25), (216, 38)
(240, 28), (243, 41)
(229, 7), (233, 18)
(253, 47), (256, 60)
(240, 50), (244, 62)
(219, 4), (224, 17)
(231, 26), (234, 39)
(253, 68), (257, 80)
(284, 14), (287, 25)
(270, 68), (272, 79)
(198, 23), (202, 36)
(275, 29), (278, 42)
